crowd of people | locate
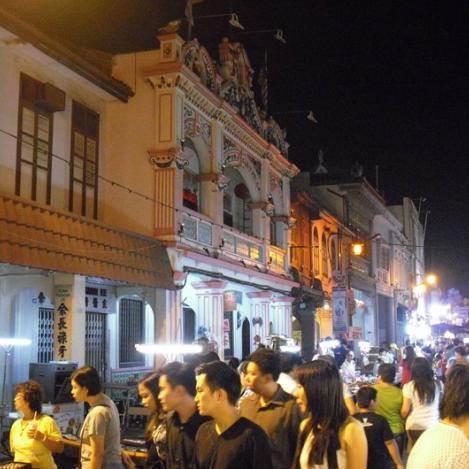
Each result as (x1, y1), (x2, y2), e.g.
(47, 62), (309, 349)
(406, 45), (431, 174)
(5, 337), (469, 469)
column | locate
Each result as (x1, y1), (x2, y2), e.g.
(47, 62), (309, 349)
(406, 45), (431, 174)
(271, 296), (295, 338)
(154, 288), (183, 344)
(53, 273), (86, 365)
(191, 280), (227, 360)
(247, 291), (273, 347)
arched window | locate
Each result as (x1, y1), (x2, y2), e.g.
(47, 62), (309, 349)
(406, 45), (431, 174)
(223, 167), (252, 235)
(313, 227), (319, 276)
(322, 233), (329, 277)
(182, 143), (201, 212)
(330, 237), (337, 272)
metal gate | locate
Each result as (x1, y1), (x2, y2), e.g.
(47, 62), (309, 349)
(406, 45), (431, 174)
(38, 307), (54, 363)
(85, 312), (107, 379)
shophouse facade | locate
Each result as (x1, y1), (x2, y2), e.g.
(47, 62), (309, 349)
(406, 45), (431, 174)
(0, 9), (176, 412)
(109, 33), (299, 361)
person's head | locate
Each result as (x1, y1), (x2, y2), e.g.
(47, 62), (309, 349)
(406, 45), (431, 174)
(294, 360), (348, 467)
(356, 386), (378, 411)
(317, 354), (338, 369)
(71, 366), (101, 402)
(14, 380), (43, 414)
(228, 357), (240, 370)
(454, 346), (467, 364)
(244, 348), (280, 393)
(158, 362), (196, 412)
(195, 361), (241, 416)
(280, 353), (296, 374)
(411, 357), (436, 404)
(294, 360), (347, 418)
(404, 345), (416, 364)
(197, 336), (210, 354)
(440, 365), (469, 421)
(377, 363), (396, 384)
(138, 372), (161, 415)
(345, 351), (354, 362)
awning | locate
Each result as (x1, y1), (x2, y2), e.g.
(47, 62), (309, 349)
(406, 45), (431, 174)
(0, 192), (174, 289)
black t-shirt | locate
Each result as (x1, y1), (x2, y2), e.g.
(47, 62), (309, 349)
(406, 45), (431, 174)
(195, 417), (273, 469)
(166, 410), (211, 469)
(353, 412), (394, 469)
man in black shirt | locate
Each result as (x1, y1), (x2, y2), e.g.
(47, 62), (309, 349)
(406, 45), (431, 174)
(353, 386), (404, 469)
(159, 362), (211, 469)
(194, 360), (273, 469)
(239, 348), (301, 469)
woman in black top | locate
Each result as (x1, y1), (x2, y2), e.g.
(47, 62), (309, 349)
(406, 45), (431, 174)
(138, 372), (166, 469)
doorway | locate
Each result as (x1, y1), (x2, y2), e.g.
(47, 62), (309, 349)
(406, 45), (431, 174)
(241, 318), (251, 359)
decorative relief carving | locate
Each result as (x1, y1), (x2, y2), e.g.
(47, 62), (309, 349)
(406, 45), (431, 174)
(184, 105), (211, 142)
(182, 39), (219, 93)
(148, 147), (187, 168)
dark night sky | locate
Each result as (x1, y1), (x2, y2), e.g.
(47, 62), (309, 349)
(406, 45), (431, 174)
(4, 0), (469, 294)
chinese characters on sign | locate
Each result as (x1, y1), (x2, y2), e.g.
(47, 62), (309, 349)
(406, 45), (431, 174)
(54, 285), (73, 360)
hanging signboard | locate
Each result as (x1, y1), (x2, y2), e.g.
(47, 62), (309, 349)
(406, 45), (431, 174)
(54, 285), (73, 360)
(332, 287), (348, 334)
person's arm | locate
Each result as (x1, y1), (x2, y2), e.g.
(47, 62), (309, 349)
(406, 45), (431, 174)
(9, 422), (17, 454)
(385, 439), (404, 469)
(342, 419), (368, 469)
(29, 418), (64, 454)
(401, 396), (411, 419)
(90, 434), (105, 469)
(30, 429), (64, 453)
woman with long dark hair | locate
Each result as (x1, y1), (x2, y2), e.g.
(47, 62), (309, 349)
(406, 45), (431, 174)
(137, 372), (166, 469)
(293, 360), (367, 469)
(401, 357), (443, 450)
(400, 345), (416, 386)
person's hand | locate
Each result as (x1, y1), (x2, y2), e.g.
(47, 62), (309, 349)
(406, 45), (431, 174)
(26, 426), (40, 440)
(121, 451), (136, 469)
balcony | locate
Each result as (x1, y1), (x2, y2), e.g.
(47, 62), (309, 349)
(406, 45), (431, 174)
(222, 229), (264, 264)
(269, 245), (287, 272)
(180, 209), (213, 246)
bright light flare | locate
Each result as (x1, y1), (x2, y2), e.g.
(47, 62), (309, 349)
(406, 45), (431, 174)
(425, 274), (438, 286)
(135, 343), (202, 355)
(280, 345), (301, 353)
(413, 284), (427, 295)
(0, 338), (32, 347)
(352, 243), (364, 256)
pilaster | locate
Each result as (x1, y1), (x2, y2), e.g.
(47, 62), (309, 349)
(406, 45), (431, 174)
(191, 280), (228, 360)
(247, 291), (273, 347)
(53, 273), (86, 365)
(271, 295), (295, 337)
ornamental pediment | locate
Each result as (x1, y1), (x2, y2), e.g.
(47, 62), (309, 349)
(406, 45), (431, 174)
(176, 35), (289, 157)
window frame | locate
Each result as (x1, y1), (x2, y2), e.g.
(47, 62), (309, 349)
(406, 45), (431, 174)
(118, 298), (145, 368)
(16, 73), (53, 204)
(69, 101), (99, 219)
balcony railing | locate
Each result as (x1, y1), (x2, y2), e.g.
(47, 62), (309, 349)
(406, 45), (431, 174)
(269, 245), (286, 271)
(222, 229), (264, 263)
(181, 210), (213, 246)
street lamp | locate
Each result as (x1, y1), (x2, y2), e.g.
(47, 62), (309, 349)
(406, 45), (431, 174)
(425, 273), (438, 286)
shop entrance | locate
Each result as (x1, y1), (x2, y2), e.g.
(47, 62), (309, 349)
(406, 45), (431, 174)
(85, 312), (107, 380)
(241, 318), (251, 359)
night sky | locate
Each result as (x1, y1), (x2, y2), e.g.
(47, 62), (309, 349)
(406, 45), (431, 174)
(4, 0), (469, 295)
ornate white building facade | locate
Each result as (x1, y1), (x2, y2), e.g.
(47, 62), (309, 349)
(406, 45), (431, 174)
(110, 33), (299, 360)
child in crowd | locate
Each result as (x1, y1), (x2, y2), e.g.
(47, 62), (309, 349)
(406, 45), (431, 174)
(354, 386), (404, 469)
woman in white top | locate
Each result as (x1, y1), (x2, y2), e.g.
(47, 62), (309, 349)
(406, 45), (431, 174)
(401, 357), (443, 450)
(293, 360), (367, 469)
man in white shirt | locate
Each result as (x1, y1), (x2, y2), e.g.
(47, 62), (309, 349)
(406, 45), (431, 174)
(340, 351), (356, 384)
(407, 365), (469, 469)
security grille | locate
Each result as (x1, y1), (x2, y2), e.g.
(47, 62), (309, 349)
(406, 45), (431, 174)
(119, 298), (145, 368)
(85, 312), (107, 379)
(37, 307), (54, 363)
